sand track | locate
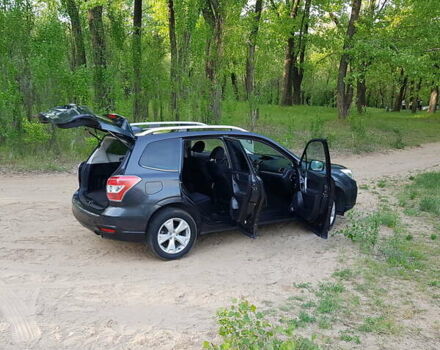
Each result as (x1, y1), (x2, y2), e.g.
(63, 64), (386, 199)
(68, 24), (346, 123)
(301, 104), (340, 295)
(1, 142), (439, 349)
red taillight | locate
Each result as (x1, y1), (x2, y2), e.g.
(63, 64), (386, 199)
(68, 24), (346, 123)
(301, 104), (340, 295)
(100, 227), (116, 233)
(106, 175), (141, 202)
(107, 113), (118, 120)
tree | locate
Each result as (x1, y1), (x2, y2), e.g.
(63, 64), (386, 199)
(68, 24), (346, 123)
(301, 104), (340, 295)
(202, 0), (225, 122)
(62, 0), (86, 69)
(280, 0), (301, 106)
(292, 0), (311, 105)
(336, 0), (362, 119)
(428, 86), (438, 113)
(392, 69), (407, 112)
(245, 0), (263, 126)
(132, 0), (145, 121)
(167, 0), (178, 120)
(87, 4), (113, 112)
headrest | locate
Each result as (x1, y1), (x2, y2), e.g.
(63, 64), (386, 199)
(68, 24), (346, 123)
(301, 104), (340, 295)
(210, 146), (225, 161)
(191, 141), (205, 153)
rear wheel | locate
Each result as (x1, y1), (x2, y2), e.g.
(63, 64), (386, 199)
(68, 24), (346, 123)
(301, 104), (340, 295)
(146, 208), (197, 260)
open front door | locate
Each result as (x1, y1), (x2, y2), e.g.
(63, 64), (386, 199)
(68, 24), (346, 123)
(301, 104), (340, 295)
(224, 138), (265, 238)
(294, 139), (334, 238)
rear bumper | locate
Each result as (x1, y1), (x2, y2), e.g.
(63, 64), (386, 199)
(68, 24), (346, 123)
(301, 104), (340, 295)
(72, 193), (146, 242)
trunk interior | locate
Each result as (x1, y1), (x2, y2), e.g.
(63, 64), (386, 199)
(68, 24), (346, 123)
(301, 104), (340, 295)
(79, 136), (130, 208)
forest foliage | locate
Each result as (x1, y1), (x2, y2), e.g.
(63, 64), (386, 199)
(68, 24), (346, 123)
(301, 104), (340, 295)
(0, 0), (439, 164)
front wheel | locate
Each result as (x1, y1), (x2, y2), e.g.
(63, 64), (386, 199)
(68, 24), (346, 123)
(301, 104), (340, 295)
(146, 208), (197, 260)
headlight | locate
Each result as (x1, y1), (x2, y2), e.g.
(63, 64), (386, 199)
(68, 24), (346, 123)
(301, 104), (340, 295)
(341, 168), (353, 179)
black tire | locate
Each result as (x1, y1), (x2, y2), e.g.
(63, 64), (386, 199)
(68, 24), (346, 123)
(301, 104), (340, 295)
(146, 207), (197, 260)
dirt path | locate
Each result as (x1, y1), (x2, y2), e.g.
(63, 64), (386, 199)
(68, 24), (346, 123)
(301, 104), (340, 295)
(332, 141), (440, 182)
(1, 143), (439, 349)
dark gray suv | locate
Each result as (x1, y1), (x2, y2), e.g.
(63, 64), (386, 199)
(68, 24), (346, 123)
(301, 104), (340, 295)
(40, 105), (357, 260)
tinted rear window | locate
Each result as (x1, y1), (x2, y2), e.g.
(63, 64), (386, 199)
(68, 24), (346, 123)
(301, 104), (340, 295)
(139, 138), (181, 171)
(107, 139), (128, 156)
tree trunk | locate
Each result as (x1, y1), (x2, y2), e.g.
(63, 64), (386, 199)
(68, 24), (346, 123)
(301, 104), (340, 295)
(292, 0), (311, 105)
(230, 72), (240, 100)
(202, 0), (224, 123)
(281, 0), (301, 106)
(245, 0), (263, 99)
(428, 86), (439, 113)
(392, 69), (407, 112)
(410, 78), (422, 113)
(336, 0), (361, 119)
(356, 78), (367, 114)
(63, 0), (86, 68)
(245, 0), (263, 127)
(132, 0), (145, 121)
(167, 0), (179, 120)
(88, 5), (113, 112)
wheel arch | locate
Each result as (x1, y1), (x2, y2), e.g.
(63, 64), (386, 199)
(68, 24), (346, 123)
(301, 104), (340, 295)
(145, 198), (201, 234)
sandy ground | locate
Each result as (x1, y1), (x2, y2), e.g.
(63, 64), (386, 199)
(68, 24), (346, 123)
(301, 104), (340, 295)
(1, 142), (440, 349)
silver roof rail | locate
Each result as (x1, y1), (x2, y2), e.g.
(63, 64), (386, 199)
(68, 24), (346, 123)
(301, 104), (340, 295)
(131, 121), (207, 127)
(137, 125), (247, 136)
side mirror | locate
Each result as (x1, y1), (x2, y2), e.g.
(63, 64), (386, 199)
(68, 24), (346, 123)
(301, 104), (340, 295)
(310, 160), (324, 172)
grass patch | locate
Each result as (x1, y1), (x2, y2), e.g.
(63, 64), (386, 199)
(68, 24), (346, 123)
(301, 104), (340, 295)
(4, 104), (440, 171)
(358, 316), (399, 335)
(332, 268), (354, 281)
(339, 330), (361, 344)
(223, 104), (440, 154)
(398, 172), (440, 216)
(203, 300), (318, 350)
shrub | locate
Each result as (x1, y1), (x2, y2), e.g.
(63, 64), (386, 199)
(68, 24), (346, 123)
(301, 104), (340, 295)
(203, 300), (318, 350)
(336, 211), (379, 250)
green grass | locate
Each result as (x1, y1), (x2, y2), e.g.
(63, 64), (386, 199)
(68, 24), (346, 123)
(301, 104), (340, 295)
(204, 300), (319, 350)
(2, 103), (440, 171)
(398, 172), (440, 216)
(222, 102), (440, 153)
(358, 316), (399, 334)
(206, 171), (440, 349)
(0, 126), (97, 172)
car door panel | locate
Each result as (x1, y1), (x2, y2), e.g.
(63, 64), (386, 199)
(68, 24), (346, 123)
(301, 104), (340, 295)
(294, 139), (334, 238)
(224, 138), (265, 238)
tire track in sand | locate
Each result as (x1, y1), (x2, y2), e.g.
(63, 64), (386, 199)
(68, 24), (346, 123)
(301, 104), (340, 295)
(0, 281), (41, 345)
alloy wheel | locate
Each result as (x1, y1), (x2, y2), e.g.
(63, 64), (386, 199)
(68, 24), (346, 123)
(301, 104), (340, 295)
(157, 218), (191, 254)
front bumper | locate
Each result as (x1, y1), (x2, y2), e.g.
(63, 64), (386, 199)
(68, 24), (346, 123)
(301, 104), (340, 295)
(343, 181), (357, 211)
(72, 193), (146, 242)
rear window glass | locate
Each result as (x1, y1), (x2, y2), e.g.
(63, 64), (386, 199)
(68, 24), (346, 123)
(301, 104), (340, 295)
(107, 139), (128, 156)
(139, 138), (181, 171)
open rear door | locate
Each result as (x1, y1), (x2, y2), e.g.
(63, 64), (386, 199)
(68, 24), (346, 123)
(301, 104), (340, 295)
(38, 104), (135, 144)
(293, 139), (334, 238)
(224, 138), (265, 238)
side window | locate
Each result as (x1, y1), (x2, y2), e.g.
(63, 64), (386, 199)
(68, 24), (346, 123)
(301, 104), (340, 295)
(190, 138), (225, 154)
(240, 139), (283, 157)
(239, 138), (292, 170)
(139, 138), (181, 171)
(225, 139), (250, 172)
